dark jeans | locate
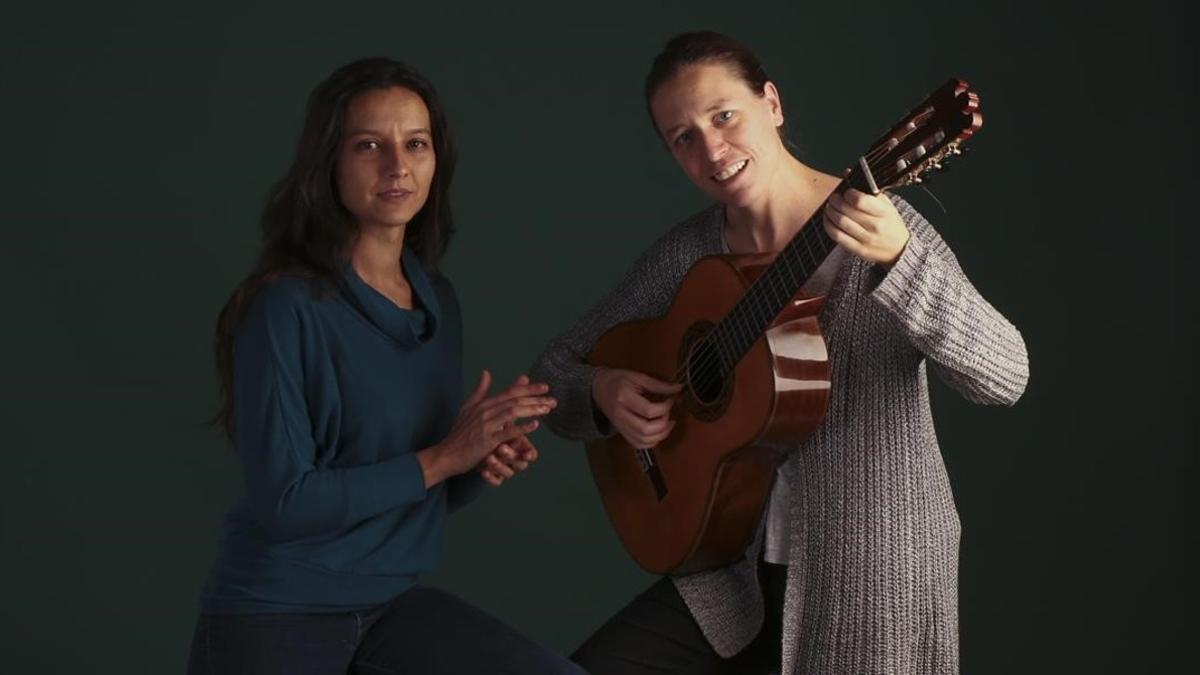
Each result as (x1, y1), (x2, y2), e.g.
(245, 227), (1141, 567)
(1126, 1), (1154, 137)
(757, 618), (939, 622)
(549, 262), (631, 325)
(188, 586), (584, 675)
(571, 561), (787, 675)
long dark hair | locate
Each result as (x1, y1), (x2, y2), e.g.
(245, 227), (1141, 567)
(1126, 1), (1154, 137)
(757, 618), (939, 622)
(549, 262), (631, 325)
(643, 31), (773, 138)
(212, 57), (457, 442)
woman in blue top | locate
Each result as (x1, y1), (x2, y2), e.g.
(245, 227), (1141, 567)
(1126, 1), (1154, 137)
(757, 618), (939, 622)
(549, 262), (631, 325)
(189, 57), (584, 675)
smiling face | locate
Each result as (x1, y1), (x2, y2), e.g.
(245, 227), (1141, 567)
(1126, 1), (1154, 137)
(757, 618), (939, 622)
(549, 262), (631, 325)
(650, 62), (786, 209)
(336, 86), (436, 231)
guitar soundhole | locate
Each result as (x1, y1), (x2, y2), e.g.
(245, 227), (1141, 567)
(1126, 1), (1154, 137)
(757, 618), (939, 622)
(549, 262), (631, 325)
(689, 340), (724, 404)
(680, 321), (732, 422)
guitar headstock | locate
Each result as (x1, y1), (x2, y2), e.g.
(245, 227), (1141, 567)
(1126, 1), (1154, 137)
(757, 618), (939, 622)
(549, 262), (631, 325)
(846, 78), (982, 194)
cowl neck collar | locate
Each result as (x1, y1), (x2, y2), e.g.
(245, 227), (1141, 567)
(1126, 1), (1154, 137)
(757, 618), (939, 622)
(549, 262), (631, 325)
(341, 246), (441, 348)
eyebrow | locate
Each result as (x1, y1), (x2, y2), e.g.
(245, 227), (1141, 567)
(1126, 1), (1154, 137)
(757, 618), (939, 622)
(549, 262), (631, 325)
(661, 98), (733, 137)
(345, 127), (432, 137)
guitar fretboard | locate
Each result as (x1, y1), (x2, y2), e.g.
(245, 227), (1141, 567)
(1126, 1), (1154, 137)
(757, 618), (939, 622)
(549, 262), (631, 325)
(707, 182), (847, 374)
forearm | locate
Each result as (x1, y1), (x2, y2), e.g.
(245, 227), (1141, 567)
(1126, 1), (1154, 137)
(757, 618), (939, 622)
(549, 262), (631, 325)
(870, 200), (1030, 405)
(531, 336), (612, 441)
(414, 442), (487, 511)
(416, 443), (456, 488)
(248, 453), (428, 541)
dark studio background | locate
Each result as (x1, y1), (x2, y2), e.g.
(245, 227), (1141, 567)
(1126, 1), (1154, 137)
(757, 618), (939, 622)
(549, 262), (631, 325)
(1, 1), (1193, 672)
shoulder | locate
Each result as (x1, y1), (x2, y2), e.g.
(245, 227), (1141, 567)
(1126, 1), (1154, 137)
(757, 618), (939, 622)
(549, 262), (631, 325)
(637, 204), (723, 269)
(240, 274), (335, 336)
(663, 203), (723, 248)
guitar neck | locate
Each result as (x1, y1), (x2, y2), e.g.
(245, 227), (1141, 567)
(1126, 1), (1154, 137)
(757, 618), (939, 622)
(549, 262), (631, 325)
(709, 181), (849, 369)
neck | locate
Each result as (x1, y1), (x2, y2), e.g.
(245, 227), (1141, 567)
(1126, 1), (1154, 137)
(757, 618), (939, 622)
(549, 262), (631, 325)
(351, 223), (409, 288)
(724, 156), (835, 252)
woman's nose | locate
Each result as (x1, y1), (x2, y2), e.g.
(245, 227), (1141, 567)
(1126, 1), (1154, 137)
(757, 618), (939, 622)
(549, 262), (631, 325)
(701, 132), (728, 162)
(384, 147), (410, 178)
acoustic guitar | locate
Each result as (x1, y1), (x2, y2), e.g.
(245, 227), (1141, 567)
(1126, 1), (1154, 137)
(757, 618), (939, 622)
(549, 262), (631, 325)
(586, 78), (982, 574)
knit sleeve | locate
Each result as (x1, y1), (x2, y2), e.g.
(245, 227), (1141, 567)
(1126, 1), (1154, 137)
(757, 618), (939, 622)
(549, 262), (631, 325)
(867, 195), (1030, 405)
(530, 213), (712, 441)
(233, 282), (430, 542)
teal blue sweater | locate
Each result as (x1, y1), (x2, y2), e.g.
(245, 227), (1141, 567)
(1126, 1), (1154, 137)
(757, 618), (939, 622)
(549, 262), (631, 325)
(201, 248), (484, 613)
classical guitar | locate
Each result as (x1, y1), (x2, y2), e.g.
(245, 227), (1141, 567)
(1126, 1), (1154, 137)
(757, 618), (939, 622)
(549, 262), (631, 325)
(586, 78), (982, 574)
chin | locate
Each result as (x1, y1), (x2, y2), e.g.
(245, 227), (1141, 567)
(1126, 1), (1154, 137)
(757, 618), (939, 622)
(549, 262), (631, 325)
(359, 214), (414, 230)
(697, 173), (757, 208)
(709, 185), (755, 210)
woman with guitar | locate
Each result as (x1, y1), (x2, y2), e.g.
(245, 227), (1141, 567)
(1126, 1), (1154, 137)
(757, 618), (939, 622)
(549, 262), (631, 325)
(531, 32), (1028, 674)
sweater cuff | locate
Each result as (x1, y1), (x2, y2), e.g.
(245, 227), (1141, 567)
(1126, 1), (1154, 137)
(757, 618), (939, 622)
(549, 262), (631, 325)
(586, 365), (616, 438)
(868, 232), (930, 313)
(372, 453), (429, 510)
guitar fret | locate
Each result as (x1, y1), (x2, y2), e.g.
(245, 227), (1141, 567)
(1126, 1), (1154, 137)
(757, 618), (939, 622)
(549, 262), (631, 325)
(780, 244), (800, 290)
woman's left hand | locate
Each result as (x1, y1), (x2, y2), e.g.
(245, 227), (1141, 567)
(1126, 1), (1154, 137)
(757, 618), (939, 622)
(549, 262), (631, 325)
(823, 188), (911, 266)
(478, 434), (540, 487)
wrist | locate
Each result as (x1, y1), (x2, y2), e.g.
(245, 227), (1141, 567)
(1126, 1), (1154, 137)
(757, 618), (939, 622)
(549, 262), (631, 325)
(879, 238), (908, 268)
(417, 443), (454, 488)
(589, 367), (615, 435)
(590, 366), (609, 405)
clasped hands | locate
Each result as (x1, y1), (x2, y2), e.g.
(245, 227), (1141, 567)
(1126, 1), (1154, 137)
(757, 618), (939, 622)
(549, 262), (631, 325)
(421, 370), (556, 488)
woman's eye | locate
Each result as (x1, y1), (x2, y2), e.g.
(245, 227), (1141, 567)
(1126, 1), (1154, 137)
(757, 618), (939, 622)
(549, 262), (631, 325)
(407, 138), (429, 150)
(716, 111), (734, 123)
(673, 131), (692, 147)
(357, 140), (379, 151)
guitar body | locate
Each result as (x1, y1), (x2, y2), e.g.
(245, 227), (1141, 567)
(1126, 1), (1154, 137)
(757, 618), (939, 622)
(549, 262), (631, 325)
(586, 252), (831, 574)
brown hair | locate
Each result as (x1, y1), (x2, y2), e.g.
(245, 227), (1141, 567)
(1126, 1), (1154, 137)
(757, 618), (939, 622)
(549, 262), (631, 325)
(643, 31), (772, 137)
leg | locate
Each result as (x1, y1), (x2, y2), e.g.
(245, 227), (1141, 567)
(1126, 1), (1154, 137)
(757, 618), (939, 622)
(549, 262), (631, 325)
(187, 612), (359, 675)
(573, 566), (787, 675)
(725, 561), (786, 675)
(570, 577), (728, 675)
(349, 586), (584, 675)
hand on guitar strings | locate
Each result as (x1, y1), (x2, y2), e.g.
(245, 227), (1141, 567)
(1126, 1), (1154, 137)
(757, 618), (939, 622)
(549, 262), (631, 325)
(823, 188), (912, 266)
(592, 368), (683, 449)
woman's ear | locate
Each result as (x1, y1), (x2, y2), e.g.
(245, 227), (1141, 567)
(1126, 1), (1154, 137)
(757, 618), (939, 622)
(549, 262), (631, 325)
(763, 81), (784, 127)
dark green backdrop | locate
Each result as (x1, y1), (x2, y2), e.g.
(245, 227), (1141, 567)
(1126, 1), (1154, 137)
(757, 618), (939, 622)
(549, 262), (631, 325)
(1, 1), (1193, 672)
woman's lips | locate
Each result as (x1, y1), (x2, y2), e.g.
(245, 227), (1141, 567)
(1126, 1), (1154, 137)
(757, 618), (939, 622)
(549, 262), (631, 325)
(378, 189), (412, 200)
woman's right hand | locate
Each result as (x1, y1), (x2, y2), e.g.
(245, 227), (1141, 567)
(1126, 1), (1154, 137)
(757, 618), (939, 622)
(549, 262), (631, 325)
(419, 370), (556, 486)
(477, 433), (540, 487)
(591, 368), (682, 449)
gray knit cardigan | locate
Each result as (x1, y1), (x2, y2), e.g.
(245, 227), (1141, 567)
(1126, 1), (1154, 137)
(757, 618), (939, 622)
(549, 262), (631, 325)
(530, 196), (1029, 674)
